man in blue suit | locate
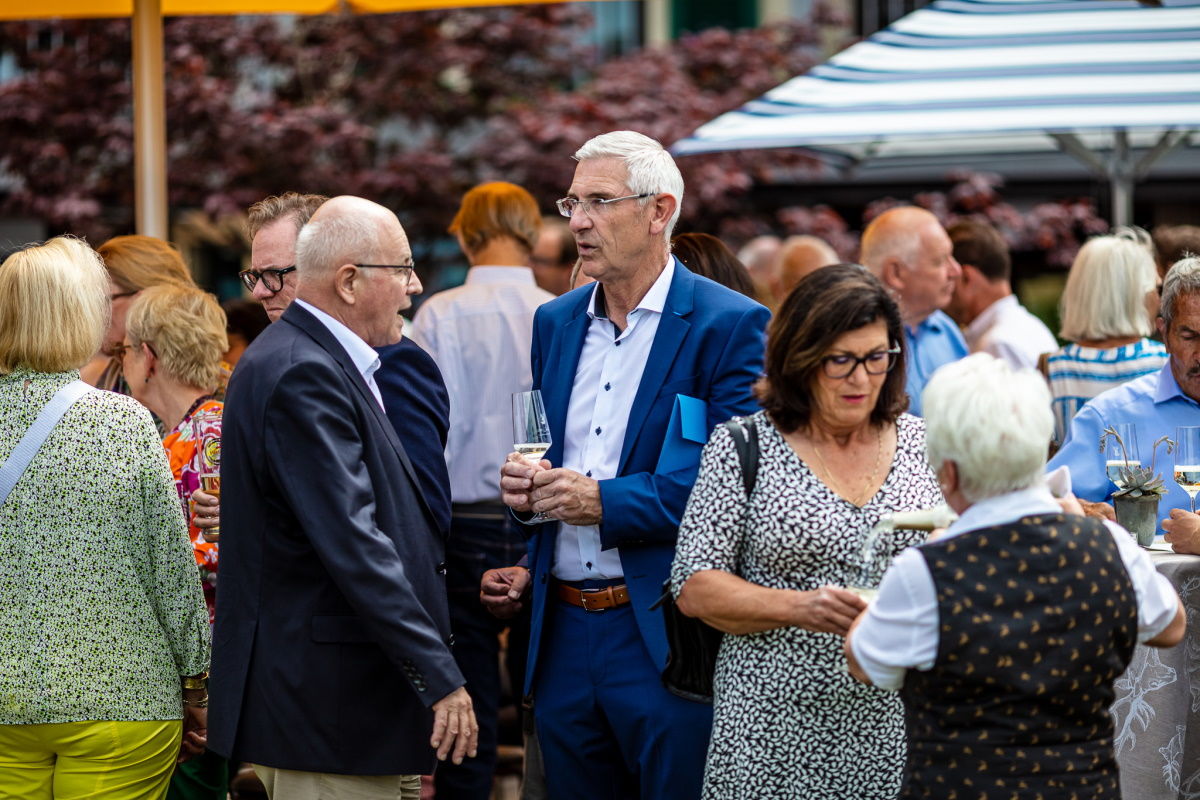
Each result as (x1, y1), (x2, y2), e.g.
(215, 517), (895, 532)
(492, 132), (770, 799)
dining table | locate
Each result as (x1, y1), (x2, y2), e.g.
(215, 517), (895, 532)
(1114, 546), (1200, 799)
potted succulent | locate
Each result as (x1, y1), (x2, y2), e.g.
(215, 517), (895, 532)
(1101, 427), (1173, 546)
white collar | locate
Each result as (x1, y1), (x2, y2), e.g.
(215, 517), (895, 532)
(587, 255), (675, 321)
(941, 485), (1060, 542)
(464, 266), (538, 286)
(294, 298), (381, 381)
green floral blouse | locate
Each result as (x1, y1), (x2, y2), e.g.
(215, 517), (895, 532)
(0, 368), (211, 724)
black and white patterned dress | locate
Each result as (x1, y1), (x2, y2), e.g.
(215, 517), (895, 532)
(671, 410), (941, 800)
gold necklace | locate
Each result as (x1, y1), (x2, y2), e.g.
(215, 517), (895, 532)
(811, 428), (885, 506)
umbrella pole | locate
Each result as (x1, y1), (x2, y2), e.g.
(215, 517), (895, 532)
(132, 0), (168, 239)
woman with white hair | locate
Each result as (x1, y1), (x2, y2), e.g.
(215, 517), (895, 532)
(1045, 234), (1167, 444)
(846, 354), (1185, 799)
(0, 238), (210, 798)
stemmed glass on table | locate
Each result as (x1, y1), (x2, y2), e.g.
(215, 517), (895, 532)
(1174, 427), (1200, 513)
(1105, 423), (1141, 490)
(512, 390), (552, 524)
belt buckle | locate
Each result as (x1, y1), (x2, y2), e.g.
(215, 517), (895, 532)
(579, 587), (609, 612)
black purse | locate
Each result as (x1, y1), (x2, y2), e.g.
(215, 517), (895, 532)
(652, 418), (759, 704)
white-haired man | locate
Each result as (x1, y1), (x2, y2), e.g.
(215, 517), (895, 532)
(487, 131), (770, 799)
(860, 206), (967, 416)
(209, 196), (476, 800)
(847, 354), (1183, 799)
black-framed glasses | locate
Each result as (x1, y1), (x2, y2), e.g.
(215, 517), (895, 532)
(354, 264), (414, 285)
(110, 290), (137, 301)
(110, 342), (131, 360)
(239, 266), (297, 293)
(821, 347), (901, 379)
(556, 193), (653, 219)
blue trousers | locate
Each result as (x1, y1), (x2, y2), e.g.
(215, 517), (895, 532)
(533, 589), (712, 800)
(434, 507), (530, 800)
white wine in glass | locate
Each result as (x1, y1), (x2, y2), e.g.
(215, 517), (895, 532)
(1104, 423), (1140, 489)
(1175, 427), (1200, 514)
(513, 390), (553, 522)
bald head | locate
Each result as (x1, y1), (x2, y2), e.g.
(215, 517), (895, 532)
(297, 196), (410, 279)
(859, 206), (960, 325)
(777, 235), (838, 297)
(294, 196), (419, 347)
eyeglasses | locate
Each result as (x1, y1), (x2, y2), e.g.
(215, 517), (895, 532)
(556, 193), (653, 219)
(110, 290), (137, 301)
(354, 264), (415, 285)
(821, 347), (901, 379)
(239, 266), (297, 293)
(111, 342), (131, 360)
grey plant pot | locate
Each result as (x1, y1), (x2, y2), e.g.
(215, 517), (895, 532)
(1113, 495), (1160, 547)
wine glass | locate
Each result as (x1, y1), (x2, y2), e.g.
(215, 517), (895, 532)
(1174, 427), (1200, 513)
(1105, 423), (1140, 490)
(512, 390), (552, 523)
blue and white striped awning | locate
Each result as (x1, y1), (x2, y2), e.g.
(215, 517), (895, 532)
(672, 0), (1200, 170)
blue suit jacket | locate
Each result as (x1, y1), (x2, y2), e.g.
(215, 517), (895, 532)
(209, 304), (464, 775)
(524, 260), (769, 692)
(377, 338), (452, 538)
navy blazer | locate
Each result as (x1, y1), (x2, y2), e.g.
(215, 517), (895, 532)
(524, 260), (769, 693)
(209, 303), (464, 775)
(376, 337), (452, 538)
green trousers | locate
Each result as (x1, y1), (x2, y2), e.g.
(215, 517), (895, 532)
(167, 750), (228, 800)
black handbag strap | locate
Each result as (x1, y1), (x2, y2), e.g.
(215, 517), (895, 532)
(723, 418), (759, 497)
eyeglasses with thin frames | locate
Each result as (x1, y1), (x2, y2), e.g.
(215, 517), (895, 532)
(821, 347), (901, 379)
(556, 193), (653, 219)
(239, 266), (297, 293)
(354, 264), (415, 286)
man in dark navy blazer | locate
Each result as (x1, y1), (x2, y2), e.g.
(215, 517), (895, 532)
(193, 192), (453, 542)
(210, 196), (475, 799)
(493, 132), (770, 799)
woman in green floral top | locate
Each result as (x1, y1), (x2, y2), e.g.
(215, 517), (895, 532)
(0, 237), (211, 800)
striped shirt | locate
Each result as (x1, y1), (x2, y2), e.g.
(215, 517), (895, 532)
(1046, 338), (1168, 444)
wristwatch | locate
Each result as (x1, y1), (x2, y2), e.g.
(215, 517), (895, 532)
(181, 672), (209, 690)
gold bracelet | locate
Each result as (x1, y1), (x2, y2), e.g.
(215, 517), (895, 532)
(181, 672), (209, 691)
(182, 695), (209, 708)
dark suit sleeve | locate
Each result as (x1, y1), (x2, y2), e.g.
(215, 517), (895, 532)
(597, 302), (770, 549)
(263, 359), (464, 705)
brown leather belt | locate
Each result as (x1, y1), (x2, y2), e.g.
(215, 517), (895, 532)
(556, 582), (631, 611)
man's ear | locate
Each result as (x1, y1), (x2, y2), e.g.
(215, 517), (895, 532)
(881, 256), (907, 292)
(334, 264), (358, 304)
(647, 193), (678, 238)
(1158, 313), (1168, 341)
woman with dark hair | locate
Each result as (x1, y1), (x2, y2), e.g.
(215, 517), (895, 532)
(671, 232), (756, 299)
(670, 264), (942, 799)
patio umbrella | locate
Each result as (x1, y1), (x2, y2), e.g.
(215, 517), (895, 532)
(672, 0), (1200, 227)
(0, 0), (590, 237)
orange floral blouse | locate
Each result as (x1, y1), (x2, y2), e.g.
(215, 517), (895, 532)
(162, 397), (222, 623)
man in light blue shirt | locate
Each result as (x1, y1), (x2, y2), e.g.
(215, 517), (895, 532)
(1050, 257), (1200, 526)
(861, 206), (967, 416)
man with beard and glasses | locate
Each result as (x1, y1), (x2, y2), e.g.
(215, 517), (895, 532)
(1050, 257), (1200, 531)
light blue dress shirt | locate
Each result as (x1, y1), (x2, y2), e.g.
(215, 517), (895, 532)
(904, 309), (968, 417)
(1048, 363), (1200, 524)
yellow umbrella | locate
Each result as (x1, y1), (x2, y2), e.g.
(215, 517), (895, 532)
(0, 0), (591, 237)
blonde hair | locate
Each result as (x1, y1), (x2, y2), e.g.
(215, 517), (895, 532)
(0, 237), (110, 374)
(449, 182), (541, 254)
(97, 235), (195, 293)
(126, 284), (228, 392)
(1059, 235), (1157, 341)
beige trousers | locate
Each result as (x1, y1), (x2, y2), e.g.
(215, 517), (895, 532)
(253, 764), (421, 800)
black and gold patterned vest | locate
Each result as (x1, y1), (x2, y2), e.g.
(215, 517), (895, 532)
(900, 514), (1138, 800)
